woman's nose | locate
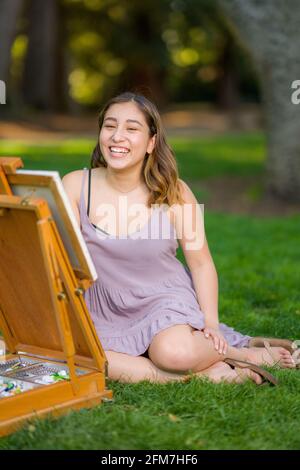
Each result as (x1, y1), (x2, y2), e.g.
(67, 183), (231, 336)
(112, 127), (125, 141)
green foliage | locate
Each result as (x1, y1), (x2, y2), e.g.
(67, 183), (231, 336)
(10, 0), (260, 107)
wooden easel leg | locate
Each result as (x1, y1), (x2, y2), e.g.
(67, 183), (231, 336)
(37, 218), (80, 394)
(48, 219), (108, 374)
(0, 157), (24, 194)
(0, 168), (12, 195)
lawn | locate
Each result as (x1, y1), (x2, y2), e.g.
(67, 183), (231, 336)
(0, 131), (265, 179)
(0, 132), (299, 450)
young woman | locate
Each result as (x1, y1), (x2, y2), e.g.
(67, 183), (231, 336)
(62, 92), (297, 385)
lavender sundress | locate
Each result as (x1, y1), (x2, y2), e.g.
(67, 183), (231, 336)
(79, 168), (251, 356)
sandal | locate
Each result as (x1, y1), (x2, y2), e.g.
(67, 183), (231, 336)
(248, 338), (300, 368)
(224, 358), (279, 386)
(248, 337), (298, 355)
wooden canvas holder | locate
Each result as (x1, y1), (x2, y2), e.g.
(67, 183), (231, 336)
(0, 157), (113, 437)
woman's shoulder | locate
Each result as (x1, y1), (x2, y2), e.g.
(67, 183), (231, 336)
(62, 167), (105, 198)
(61, 169), (86, 202)
(62, 167), (104, 180)
(177, 178), (198, 205)
(62, 168), (85, 182)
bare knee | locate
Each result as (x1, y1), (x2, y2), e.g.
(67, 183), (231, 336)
(149, 342), (200, 372)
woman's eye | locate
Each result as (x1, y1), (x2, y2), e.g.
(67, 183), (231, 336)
(128, 128), (137, 131)
(105, 125), (115, 129)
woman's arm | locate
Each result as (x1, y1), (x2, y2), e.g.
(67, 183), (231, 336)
(61, 170), (82, 227)
(174, 179), (219, 329)
(188, 259), (219, 329)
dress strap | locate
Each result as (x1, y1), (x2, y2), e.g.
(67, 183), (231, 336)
(87, 168), (92, 217)
(79, 167), (89, 215)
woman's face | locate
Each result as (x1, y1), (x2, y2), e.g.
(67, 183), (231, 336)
(99, 101), (156, 170)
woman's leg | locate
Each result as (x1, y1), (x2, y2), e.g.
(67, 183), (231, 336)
(105, 350), (262, 384)
(105, 350), (186, 383)
(147, 325), (295, 374)
(148, 325), (250, 373)
(191, 330), (295, 370)
(243, 346), (295, 368)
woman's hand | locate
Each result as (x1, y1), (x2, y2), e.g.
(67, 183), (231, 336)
(203, 327), (228, 355)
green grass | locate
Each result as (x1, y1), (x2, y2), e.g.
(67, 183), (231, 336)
(0, 131), (265, 179)
(173, 132), (265, 180)
(1, 132), (300, 450)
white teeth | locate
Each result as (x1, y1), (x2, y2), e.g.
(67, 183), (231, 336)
(110, 147), (129, 154)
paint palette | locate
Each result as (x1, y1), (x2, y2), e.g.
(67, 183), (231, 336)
(0, 376), (40, 398)
(0, 357), (89, 398)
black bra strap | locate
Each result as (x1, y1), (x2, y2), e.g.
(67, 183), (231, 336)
(87, 168), (91, 217)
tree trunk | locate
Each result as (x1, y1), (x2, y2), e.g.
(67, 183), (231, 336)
(118, 6), (169, 107)
(216, 32), (240, 110)
(0, 0), (24, 83)
(122, 64), (168, 108)
(22, 0), (60, 110)
(218, 0), (300, 202)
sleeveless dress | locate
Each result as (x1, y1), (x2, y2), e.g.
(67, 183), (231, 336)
(79, 168), (251, 356)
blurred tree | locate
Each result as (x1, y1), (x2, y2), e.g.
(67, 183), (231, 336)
(0, 0), (24, 83)
(63, 0), (172, 107)
(22, 0), (65, 110)
(219, 0), (300, 201)
(162, 0), (259, 107)
(4, 0), (260, 112)
(61, 0), (259, 108)
(63, 0), (127, 107)
(112, 0), (171, 105)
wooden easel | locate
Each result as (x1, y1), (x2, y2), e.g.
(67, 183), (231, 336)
(0, 157), (113, 437)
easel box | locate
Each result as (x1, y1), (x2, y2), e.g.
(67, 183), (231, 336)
(0, 157), (113, 436)
(0, 353), (111, 435)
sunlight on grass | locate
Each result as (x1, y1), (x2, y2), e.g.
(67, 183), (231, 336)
(0, 132), (265, 179)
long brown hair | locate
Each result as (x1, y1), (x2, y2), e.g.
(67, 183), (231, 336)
(91, 91), (185, 207)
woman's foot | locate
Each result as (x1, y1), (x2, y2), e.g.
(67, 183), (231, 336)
(245, 346), (296, 368)
(187, 361), (263, 385)
(248, 337), (296, 354)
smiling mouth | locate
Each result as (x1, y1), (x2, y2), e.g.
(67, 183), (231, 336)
(109, 146), (130, 156)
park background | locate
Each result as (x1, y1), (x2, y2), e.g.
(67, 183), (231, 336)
(0, 0), (300, 450)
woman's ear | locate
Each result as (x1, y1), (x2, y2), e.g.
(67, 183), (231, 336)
(147, 134), (156, 154)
